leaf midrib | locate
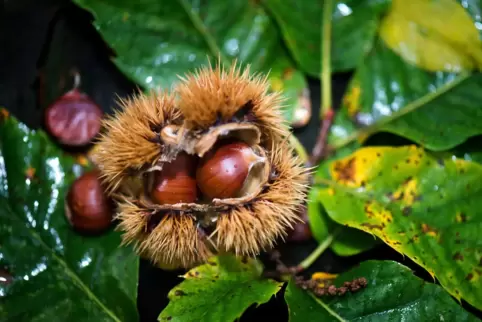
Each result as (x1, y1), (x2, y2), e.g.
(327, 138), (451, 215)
(331, 71), (471, 150)
(3, 201), (122, 322)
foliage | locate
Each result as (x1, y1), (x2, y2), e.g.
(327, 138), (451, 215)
(285, 260), (479, 321)
(3, 0), (482, 320)
(0, 113), (139, 321)
(159, 255), (282, 322)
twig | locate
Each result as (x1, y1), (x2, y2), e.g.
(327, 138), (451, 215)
(308, 0), (335, 167)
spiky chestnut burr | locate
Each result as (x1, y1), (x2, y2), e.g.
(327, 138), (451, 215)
(92, 63), (310, 270)
(94, 90), (182, 193)
(175, 62), (291, 156)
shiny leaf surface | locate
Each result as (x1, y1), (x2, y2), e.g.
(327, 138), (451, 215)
(262, 0), (392, 77)
(0, 113), (138, 321)
(317, 146), (482, 310)
(379, 0), (482, 73)
(73, 0), (308, 125)
(158, 255), (282, 322)
(285, 260), (479, 321)
(330, 40), (482, 151)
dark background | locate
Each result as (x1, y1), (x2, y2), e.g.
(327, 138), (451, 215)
(2, 2), (480, 321)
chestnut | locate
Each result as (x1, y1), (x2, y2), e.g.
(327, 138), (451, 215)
(196, 141), (265, 199)
(65, 169), (114, 233)
(151, 152), (198, 204)
(45, 88), (103, 147)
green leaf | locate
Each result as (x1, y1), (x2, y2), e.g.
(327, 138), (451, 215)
(0, 112), (139, 322)
(285, 260), (479, 321)
(262, 0), (392, 77)
(379, 0), (482, 73)
(330, 39), (482, 151)
(72, 0), (308, 125)
(308, 186), (379, 257)
(317, 145), (482, 311)
(159, 255), (282, 322)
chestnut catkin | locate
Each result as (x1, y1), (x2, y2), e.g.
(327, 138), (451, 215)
(196, 141), (264, 199)
(65, 169), (113, 233)
(151, 152), (198, 204)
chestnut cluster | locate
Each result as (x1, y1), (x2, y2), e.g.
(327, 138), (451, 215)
(150, 141), (265, 205)
(92, 63), (310, 270)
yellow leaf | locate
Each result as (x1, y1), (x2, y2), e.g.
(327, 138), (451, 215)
(379, 0), (482, 72)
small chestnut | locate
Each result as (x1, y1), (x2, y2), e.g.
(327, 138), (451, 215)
(65, 169), (114, 233)
(45, 88), (103, 146)
(151, 152), (198, 204)
(196, 141), (265, 199)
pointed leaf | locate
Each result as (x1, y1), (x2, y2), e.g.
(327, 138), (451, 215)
(0, 112), (138, 321)
(262, 0), (392, 77)
(158, 255), (282, 322)
(330, 39), (482, 151)
(317, 146), (482, 311)
(72, 0), (308, 125)
(285, 260), (479, 321)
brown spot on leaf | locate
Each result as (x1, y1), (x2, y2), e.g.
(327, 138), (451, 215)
(333, 157), (356, 183)
(282, 68), (294, 80)
(361, 223), (385, 230)
(175, 290), (186, 296)
(421, 223), (438, 237)
(466, 273), (474, 281)
(25, 167), (36, 180)
(453, 252), (464, 261)
(402, 206), (412, 216)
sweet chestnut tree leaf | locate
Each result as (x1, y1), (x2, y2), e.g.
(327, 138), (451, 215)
(0, 111), (139, 322)
(379, 0), (482, 73)
(285, 260), (479, 321)
(307, 186), (379, 257)
(329, 39), (482, 152)
(262, 0), (392, 77)
(317, 146), (482, 311)
(158, 255), (282, 322)
(72, 0), (309, 125)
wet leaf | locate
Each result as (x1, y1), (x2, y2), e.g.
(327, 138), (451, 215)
(262, 0), (392, 77)
(379, 0), (482, 73)
(0, 113), (138, 321)
(73, 0), (308, 125)
(308, 187), (379, 256)
(158, 255), (282, 322)
(285, 260), (479, 321)
(317, 146), (482, 311)
(329, 39), (482, 151)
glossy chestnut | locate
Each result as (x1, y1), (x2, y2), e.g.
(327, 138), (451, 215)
(151, 152), (199, 204)
(45, 88), (103, 146)
(196, 141), (264, 199)
(65, 169), (113, 233)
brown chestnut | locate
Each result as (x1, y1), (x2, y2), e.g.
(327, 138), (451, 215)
(65, 169), (114, 233)
(151, 152), (198, 204)
(196, 141), (265, 199)
(45, 88), (103, 146)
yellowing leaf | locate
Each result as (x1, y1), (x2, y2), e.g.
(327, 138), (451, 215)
(318, 146), (482, 311)
(379, 0), (482, 72)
